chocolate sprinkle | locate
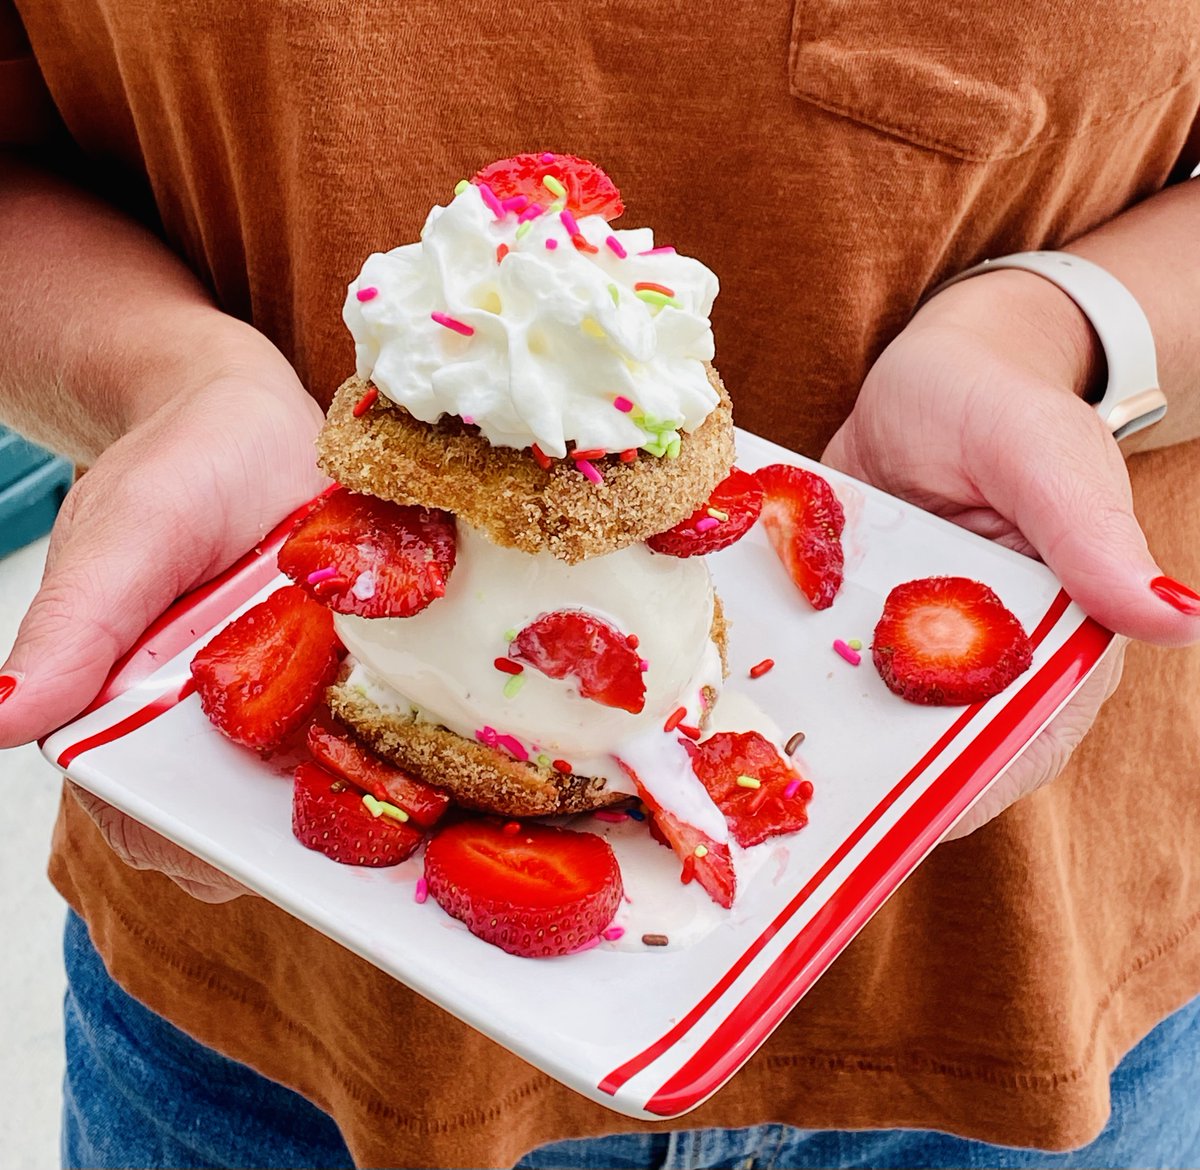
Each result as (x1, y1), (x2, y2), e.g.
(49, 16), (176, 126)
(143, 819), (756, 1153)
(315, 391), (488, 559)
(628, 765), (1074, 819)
(641, 933), (669, 947)
(785, 731), (806, 755)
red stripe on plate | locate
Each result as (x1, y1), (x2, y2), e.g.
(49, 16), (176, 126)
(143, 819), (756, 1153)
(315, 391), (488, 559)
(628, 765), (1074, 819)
(56, 678), (198, 770)
(597, 590), (1078, 1098)
(640, 615), (1111, 1115)
(77, 491), (331, 716)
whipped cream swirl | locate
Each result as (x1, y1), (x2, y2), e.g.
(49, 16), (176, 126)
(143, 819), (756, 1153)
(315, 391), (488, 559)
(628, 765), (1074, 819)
(343, 184), (720, 458)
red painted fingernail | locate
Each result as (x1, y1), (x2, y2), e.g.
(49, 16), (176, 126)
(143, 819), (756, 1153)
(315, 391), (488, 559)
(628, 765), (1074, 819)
(0, 674), (17, 705)
(1150, 575), (1200, 616)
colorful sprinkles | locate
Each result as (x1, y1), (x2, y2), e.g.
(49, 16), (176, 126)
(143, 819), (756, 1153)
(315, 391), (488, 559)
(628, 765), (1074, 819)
(833, 638), (862, 666)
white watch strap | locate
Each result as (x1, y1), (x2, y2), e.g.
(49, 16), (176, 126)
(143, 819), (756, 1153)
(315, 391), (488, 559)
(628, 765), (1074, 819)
(935, 251), (1167, 441)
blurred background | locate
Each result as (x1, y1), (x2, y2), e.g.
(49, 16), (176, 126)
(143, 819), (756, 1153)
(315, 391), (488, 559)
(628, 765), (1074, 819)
(0, 425), (73, 1166)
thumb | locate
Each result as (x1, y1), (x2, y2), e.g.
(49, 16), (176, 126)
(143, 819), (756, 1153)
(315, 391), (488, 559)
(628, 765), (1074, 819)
(978, 390), (1200, 647)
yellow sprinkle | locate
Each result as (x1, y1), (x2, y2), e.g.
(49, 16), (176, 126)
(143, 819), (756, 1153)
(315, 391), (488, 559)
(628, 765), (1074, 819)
(379, 802), (410, 824)
(542, 174), (566, 198)
(362, 794), (383, 817)
(736, 775), (761, 789)
(707, 508), (729, 521)
(608, 283), (620, 306)
(453, 179), (470, 195)
(516, 221), (533, 240)
(581, 317), (606, 340)
(693, 844), (708, 858)
(848, 638), (863, 651)
(635, 289), (681, 309)
(504, 628), (518, 642)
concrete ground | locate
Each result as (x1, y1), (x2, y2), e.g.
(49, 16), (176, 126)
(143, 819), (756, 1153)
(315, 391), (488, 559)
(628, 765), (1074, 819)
(0, 535), (67, 1168)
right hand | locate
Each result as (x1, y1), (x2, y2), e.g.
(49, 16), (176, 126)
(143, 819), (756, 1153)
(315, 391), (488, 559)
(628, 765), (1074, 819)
(0, 348), (329, 902)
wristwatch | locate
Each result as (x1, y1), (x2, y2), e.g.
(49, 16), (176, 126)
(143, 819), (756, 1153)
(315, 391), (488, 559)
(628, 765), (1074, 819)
(933, 251), (1168, 441)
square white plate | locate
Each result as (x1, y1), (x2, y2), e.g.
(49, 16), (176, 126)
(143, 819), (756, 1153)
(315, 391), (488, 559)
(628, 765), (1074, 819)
(42, 428), (1112, 1120)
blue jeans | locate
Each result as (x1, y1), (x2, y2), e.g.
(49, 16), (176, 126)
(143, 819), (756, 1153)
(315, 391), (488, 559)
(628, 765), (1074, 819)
(63, 910), (1200, 1169)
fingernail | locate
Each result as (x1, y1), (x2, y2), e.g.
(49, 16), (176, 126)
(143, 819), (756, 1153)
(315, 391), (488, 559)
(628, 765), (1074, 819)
(1150, 575), (1200, 616)
(0, 674), (19, 705)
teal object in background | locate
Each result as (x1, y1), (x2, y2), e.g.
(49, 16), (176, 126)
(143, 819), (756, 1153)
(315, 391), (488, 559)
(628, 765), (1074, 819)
(0, 426), (74, 558)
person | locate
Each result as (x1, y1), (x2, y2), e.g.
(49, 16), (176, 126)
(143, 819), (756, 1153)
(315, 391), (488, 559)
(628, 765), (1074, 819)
(2, 1), (1199, 1166)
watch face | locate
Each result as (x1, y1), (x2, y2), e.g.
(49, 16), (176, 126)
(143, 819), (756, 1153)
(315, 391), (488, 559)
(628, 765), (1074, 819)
(1105, 388), (1168, 441)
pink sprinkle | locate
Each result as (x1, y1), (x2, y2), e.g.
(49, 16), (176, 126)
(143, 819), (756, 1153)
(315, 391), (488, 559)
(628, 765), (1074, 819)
(545, 238), (558, 250)
(431, 311), (474, 336)
(572, 936), (601, 954)
(414, 877), (428, 904)
(355, 286), (378, 303)
(694, 517), (720, 533)
(593, 810), (630, 823)
(305, 566), (337, 584)
(494, 733), (528, 762)
(638, 658), (650, 672)
(638, 246), (676, 255)
(559, 209), (580, 236)
(602, 925), (626, 941)
(540, 151), (556, 163)
(478, 182), (504, 218)
(613, 396), (634, 413)
(833, 638), (862, 666)
(518, 204), (544, 223)
(476, 726), (499, 747)
(605, 235), (627, 259)
(501, 194), (529, 213)
(783, 780), (801, 800)
(575, 458), (603, 485)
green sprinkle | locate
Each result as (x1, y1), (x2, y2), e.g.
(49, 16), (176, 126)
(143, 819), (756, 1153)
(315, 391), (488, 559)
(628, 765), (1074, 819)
(542, 174), (566, 198)
(503, 673), (526, 699)
(516, 221), (533, 240)
(548, 198), (566, 213)
(362, 794), (383, 817)
(537, 753), (552, 768)
(736, 775), (761, 789)
(693, 844), (709, 858)
(504, 627), (518, 642)
(608, 283), (620, 306)
(635, 289), (681, 309)
(454, 178), (470, 195)
(641, 437), (668, 457)
(665, 435), (681, 460)
(380, 802), (410, 824)
(848, 638), (862, 651)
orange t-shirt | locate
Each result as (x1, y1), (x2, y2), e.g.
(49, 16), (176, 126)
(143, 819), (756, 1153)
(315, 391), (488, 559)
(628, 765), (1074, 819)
(6, 1), (1200, 1166)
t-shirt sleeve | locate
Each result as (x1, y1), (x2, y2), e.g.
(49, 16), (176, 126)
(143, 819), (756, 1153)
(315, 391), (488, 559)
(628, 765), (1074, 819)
(0, 2), (61, 146)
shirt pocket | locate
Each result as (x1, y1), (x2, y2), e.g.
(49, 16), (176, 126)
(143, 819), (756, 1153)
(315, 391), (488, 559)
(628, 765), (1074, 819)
(788, 0), (1200, 162)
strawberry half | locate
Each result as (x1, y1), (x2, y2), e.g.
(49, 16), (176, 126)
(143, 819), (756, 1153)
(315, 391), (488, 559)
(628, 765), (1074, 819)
(423, 820), (623, 957)
(509, 609), (646, 714)
(755, 463), (845, 610)
(191, 585), (340, 751)
(292, 761), (423, 866)
(619, 762), (736, 908)
(306, 714), (450, 828)
(646, 467), (764, 558)
(691, 731), (811, 848)
(472, 153), (624, 221)
(278, 487), (456, 619)
(872, 576), (1034, 705)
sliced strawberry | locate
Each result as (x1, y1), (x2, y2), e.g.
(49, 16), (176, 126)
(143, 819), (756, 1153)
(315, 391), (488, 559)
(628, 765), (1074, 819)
(423, 820), (622, 957)
(292, 761), (423, 867)
(647, 467), (764, 558)
(691, 731), (811, 848)
(755, 463), (845, 610)
(872, 576), (1033, 705)
(306, 714), (450, 828)
(191, 585), (340, 751)
(472, 153), (624, 221)
(618, 762), (735, 909)
(510, 609), (646, 714)
(278, 487), (456, 619)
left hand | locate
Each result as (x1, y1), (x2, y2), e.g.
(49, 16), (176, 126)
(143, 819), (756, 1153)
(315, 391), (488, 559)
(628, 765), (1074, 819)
(823, 269), (1200, 839)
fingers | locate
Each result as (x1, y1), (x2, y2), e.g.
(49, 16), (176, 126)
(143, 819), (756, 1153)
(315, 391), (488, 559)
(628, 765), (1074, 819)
(973, 388), (1200, 647)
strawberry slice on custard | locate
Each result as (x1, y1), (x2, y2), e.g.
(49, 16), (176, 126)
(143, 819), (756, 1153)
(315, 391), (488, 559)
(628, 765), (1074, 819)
(472, 153), (624, 221)
(278, 487), (456, 619)
(509, 609), (646, 714)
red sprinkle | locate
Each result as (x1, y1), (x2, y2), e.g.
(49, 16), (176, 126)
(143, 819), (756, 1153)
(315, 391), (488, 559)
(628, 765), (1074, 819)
(663, 706), (687, 732)
(680, 854), (696, 884)
(747, 786), (771, 816)
(797, 779), (814, 800)
(619, 448), (638, 463)
(626, 633), (639, 649)
(502, 820), (521, 835)
(552, 758), (574, 774)
(530, 443), (553, 471)
(312, 576), (351, 596)
(572, 234), (599, 254)
(493, 657), (523, 676)
(352, 386), (379, 417)
(496, 242), (509, 263)
(431, 311), (474, 337)
(748, 658), (775, 679)
(571, 447), (605, 461)
(677, 723), (701, 741)
(634, 281), (676, 297)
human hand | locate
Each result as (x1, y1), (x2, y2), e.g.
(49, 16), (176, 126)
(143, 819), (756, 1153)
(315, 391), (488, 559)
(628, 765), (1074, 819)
(823, 270), (1200, 839)
(0, 343), (328, 900)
